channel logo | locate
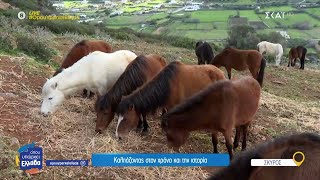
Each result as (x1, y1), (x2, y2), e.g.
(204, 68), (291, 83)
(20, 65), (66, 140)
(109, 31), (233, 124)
(16, 142), (43, 171)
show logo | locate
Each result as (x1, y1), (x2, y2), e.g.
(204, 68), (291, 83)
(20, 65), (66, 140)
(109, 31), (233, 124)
(15, 142), (43, 172)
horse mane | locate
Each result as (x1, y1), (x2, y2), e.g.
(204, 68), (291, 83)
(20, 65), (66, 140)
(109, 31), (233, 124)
(98, 55), (149, 111)
(208, 132), (320, 180)
(116, 61), (181, 115)
(161, 80), (229, 126)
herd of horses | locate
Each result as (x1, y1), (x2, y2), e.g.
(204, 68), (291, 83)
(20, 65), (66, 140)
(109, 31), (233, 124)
(39, 39), (317, 179)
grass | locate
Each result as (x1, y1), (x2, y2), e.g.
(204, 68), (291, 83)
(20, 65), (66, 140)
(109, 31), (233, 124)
(305, 8), (320, 17)
(273, 13), (320, 27)
(106, 15), (148, 25)
(260, 6), (296, 12)
(239, 10), (261, 21)
(190, 10), (237, 22)
(147, 13), (168, 20)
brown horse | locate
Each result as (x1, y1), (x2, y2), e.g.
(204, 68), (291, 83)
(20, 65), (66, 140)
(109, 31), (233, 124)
(195, 41), (214, 65)
(208, 132), (320, 180)
(161, 76), (261, 159)
(53, 40), (112, 97)
(115, 61), (226, 139)
(95, 54), (167, 133)
(288, 46), (307, 70)
(211, 47), (266, 87)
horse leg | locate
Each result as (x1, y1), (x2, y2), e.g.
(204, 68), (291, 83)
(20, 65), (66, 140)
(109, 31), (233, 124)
(161, 108), (167, 117)
(211, 132), (219, 153)
(197, 56), (201, 65)
(249, 67), (258, 80)
(83, 89), (89, 98)
(233, 127), (241, 150)
(223, 130), (233, 159)
(142, 112), (149, 133)
(275, 55), (281, 66)
(226, 67), (232, 79)
(287, 58), (291, 67)
(89, 91), (95, 98)
(241, 124), (249, 151)
(300, 58), (305, 70)
(135, 116), (143, 133)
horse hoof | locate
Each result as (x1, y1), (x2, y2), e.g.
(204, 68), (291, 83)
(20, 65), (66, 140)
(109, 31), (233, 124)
(141, 130), (149, 136)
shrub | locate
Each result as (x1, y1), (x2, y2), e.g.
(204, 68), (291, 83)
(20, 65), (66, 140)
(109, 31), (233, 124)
(293, 22), (311, 30)
(0, 32), (15, 53)
(287, 38), (308, 48)
(30, 20), (96, 35)
(16, 33), (55, 62)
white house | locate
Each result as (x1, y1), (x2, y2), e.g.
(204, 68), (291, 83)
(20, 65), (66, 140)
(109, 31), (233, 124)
(79, 14), (87, 19)
(52, 3), (65, 9)
(168, 0), (178, 5)
(153, 4), (164, 9)
(184, 5), (200, 11)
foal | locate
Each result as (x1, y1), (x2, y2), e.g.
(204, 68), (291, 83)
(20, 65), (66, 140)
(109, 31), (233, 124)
(211, 47), (266, 87)
(161, 76), (261, 159)
(288, 46), (307, 70)
(195, 41), (214, 65)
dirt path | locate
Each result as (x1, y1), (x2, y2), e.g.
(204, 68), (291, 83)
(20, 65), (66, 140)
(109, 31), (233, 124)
(0, 56), (47, 144)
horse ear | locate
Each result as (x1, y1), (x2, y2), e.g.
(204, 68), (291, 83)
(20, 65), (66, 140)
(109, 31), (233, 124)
(129, 104), (135, 111)
(51, 82), (58, 89)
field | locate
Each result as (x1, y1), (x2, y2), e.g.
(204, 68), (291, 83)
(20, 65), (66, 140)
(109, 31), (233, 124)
(1, 26), (320, 178)
(99, 1), (320, 41)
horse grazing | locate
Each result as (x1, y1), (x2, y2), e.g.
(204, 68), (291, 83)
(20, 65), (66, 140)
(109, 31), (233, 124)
(161, 76), (261, 159)
(288, 46), (307, 70)
(40, 50), (137, 116)
(53, 40), (112, 98)
(208, 132), (320, 180)
(95, 54), (167, 133)
(115, 61), (226, 139)
(195, 41), (214, 65)
(211, 47), (266, 87)
(257, 41), (283, 66)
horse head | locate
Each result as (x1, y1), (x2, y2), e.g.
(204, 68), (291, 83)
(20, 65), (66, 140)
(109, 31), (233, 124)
(115, 103), (140, 139)
(40, 79), (65, 116)
(195, 41), (203, 48)
(95, 95), (115, 133)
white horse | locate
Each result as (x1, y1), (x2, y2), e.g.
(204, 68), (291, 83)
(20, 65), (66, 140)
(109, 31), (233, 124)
(40, 50), (137, 116)
(257, 41), (283, 66)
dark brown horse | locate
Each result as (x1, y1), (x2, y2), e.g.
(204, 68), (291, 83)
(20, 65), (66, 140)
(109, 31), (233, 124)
(53, 40), (112, 97)
(288, 46), (307, 70)
(115, 61), (226, 139)
(161, 76), (261, 159)
(195, 41), (214, 65)
(95, 54), (167, 133)
(211, 47), (266, 87)
(208, 132), (320, 180)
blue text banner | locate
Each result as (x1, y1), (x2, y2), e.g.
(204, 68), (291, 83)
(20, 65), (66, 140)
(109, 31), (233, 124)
(91, 153), (230, 167)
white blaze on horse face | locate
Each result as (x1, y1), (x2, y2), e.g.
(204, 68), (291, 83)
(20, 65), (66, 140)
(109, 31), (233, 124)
(115, 115), (124, 138)
(40, 82), (65, 115)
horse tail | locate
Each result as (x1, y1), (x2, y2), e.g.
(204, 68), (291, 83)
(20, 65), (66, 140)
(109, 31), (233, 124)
(257, 58), (266, 87)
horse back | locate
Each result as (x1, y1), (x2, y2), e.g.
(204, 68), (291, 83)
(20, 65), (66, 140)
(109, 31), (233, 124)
(168, 64), (225, 108)
(232, 76), (261, 125)
(60, 40), (112, 69)
(143, 54), (167, 80)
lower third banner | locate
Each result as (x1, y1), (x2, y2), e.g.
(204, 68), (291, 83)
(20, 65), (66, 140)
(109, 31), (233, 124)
(91, 153), (230, 167)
